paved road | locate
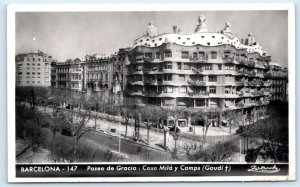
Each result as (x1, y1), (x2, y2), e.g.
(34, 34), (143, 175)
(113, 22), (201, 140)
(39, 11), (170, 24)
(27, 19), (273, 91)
(85, 129), (172, 162)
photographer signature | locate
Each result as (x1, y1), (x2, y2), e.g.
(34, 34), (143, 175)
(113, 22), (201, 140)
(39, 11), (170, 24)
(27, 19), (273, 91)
(248, 165), (280, 173)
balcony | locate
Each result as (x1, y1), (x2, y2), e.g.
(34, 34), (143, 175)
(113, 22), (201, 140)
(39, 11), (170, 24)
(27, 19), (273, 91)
(187, 79), (206, 86)
(188, 91), (209, 97)
(264, 72), (272, 78)
(222, 56), (235, 63)
(143, 92), (159, 97)
(236, 69), (245, 75)
(144, 57), (153, 63)
(191, 67), (203, 74)
(236, 91), (244, 97)
(235, 102), (244, 108)
(264, 82), (271, 87)
(143, 67), (158, 73)
(236, 80), (247, 86)
(144, 79), (157, 85)
(248, 80), (257, 87)
(245, 70), (256, 77)
(189, 56), (208, 63)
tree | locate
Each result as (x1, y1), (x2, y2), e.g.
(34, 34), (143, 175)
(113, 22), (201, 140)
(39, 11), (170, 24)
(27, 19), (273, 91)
(49, 110), (67, 160)
(191, 108), (221, 144)
(183, 141), (238, 162)
(65, 109), (93, 162)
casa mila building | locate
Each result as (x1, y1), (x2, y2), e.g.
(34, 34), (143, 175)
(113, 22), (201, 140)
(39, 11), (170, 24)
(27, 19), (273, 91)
(125, 16), (287, 127)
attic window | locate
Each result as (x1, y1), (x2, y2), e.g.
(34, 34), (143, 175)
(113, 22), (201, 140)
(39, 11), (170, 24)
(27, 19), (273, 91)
(221, 37), (224, 39)
(192, 42), (195, 44)
(152, 40), (155, 43)
(212, 36), (215, 38)
(140, 40), (143, 42)
(187, 38), (190, 40)
(207, 42), (210, 45)
(201, 36), (204, 38)
(155, 43), (157, 46)
(144, 43), (147, 45)
(146, 39), (149, 41)
(182, 42), (186, 44)
(178, 37), (181, 40)
(159, 38), (162, 41)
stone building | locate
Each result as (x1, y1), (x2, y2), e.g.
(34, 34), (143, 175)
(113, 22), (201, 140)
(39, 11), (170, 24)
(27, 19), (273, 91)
(125, 16), (287, 127)
(55, 58), (83, 91)
(15, 51), (52, 87)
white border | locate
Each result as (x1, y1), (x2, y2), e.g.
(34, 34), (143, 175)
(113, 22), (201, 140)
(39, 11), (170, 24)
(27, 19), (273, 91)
(7, 3), (296, 182)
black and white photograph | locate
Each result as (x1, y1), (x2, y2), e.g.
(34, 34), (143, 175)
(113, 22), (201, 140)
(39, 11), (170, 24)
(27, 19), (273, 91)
(7, 3), (295, 182)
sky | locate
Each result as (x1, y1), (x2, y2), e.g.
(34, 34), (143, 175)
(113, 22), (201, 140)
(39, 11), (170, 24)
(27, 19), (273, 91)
(15, 11), (288, 67)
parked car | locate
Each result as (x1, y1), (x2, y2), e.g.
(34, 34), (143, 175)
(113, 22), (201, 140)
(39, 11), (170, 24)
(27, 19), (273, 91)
(168, 126), (180, 133)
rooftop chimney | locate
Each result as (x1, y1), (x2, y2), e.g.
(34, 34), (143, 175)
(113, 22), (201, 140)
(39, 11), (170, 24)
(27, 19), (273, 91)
(173, 25), (178, 33)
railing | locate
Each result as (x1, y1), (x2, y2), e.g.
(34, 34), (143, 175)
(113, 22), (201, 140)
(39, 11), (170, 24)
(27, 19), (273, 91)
(191, 67), (203, 74)
(144, 79), (157, 85)
(264, 72), (272, 78)
(187, 79), (206, 86)
(222, 56), (235, 63)
(188, 91), (209, 96)
(189, 56), (208, 63)
(236, 103), (244, 108)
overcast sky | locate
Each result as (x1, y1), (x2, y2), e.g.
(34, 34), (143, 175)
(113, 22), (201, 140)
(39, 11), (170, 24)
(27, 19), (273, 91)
(16, 11), (288, 67)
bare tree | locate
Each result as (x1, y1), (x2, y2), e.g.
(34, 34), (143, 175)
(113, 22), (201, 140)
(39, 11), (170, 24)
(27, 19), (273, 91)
(65, 108), (93, 162)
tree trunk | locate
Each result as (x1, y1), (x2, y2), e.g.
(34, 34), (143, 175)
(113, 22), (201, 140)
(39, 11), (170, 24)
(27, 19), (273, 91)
(125, 120), (128, 138)
(72, 138), (77, 162)
(147, 122), (150, 145)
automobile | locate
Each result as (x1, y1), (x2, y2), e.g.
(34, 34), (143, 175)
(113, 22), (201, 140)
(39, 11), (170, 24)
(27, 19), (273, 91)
(168, 126), (180, 133)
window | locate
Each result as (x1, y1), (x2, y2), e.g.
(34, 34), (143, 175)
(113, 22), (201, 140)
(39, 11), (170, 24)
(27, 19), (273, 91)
(225, 86), (231, 94)
(27, 63), (30, 66)
(177, 62), (182, 70)
(196, 99), (205, 107)
(18, 72), (22, 75)
(38, 58), (40, 61)
(193, 52), (197, 58)
(180, 86), (187, 93)
(211, 51), (217, 59)
(209, 87), (216, 94)
(164, 62), (172, 69)
(164, 51), (172, 58)
(38, 72), (40, 75)
(37, 63), (40, 66)
(209, 76), (217, 82)
(155, 52), (160, 59)
(181, 51), (189, 59)
(184, 63), (191, 70)
(179, 74), (185, 81)
(27, 72), (30, 75)
(218, 65), (222, 71)
(27, 58), (30, 61)
(32, 63), (35, 66)
(225, 65), (231, 70)
(204, 65), (212, 70)
(199, 51), (205, 57)
(163, 86), (173, 93)
(164, 74), (172, 81)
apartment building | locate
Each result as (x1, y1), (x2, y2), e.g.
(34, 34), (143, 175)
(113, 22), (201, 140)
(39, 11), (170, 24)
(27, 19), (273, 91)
(15, 51), (52, 87)
(55, 58), (83, 91)
(125, 16), (286, 126)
